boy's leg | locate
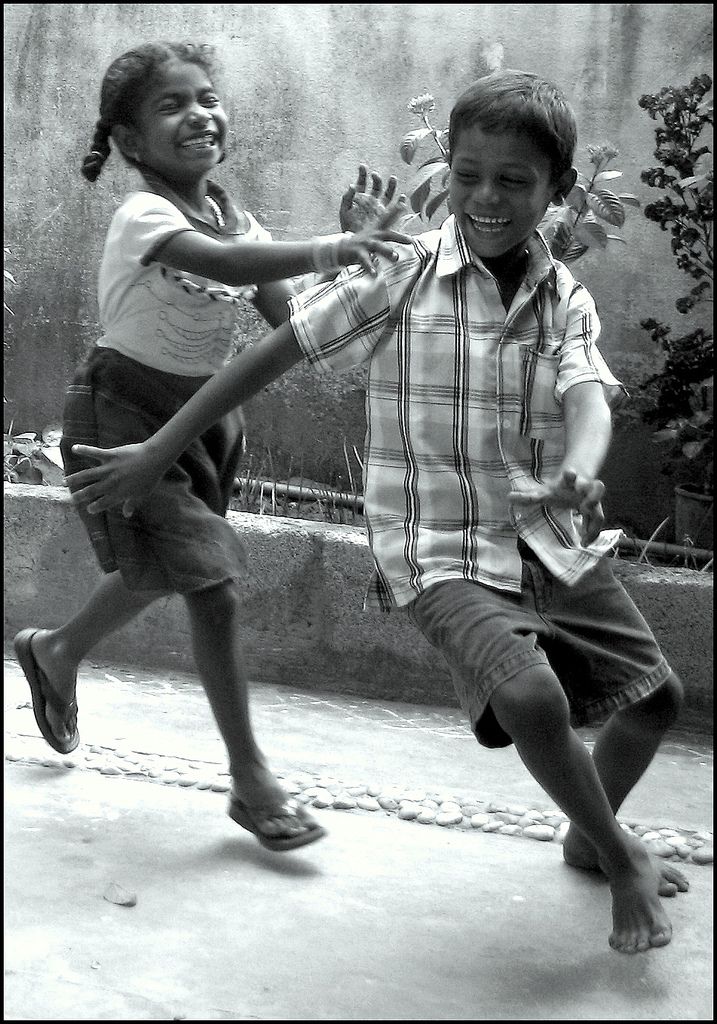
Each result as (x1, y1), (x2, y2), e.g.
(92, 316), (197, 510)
(16, 570), (164, 745)
(183, 580), (324, 844)
(562, 672), (689, 894)
(489, 667), (674, 953)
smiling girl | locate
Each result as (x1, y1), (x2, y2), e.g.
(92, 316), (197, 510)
(13, 41), (405, 852)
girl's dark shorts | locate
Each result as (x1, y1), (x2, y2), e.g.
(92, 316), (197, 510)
(406, 545), (673, 748)
(62, 347), (247, 594)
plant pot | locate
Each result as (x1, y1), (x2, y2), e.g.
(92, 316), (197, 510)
(674, 485), (713, 550)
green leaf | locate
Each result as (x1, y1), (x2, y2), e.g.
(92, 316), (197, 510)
(574, 220), (609, 248)
(400, 128), (433, 164)
(586, 189), (626, 226)
(594, 170), (623, 182)
(562, 241), (589, 262)
(425, 189), (449, 220)
(617, 193), (641, 207)
(410, 179), (432, 214)
(409, 159), (450, 194)
(606, 234), (627, 243)
(564, 182), (588, 212)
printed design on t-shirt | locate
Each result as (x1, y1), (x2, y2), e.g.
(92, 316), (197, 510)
(159, 265), (258, 305)
(129, 273), (240, 369)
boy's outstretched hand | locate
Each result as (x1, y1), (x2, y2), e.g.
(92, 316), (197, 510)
(65, 441), (165, 519)
(509, 468), (606, 546)
(340, 164), (409, 233)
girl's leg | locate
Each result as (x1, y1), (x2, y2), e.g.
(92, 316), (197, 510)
(20, 571), (165, 744)
(489, 666), (673, 954)
(183, 580), (322, 840)
(562, 672), (688, 894)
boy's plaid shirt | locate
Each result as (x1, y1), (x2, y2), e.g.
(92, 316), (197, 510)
(289, 215), (625, 610)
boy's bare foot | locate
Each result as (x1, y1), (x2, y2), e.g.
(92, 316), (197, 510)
(605, 834), (674, 953)
(563, 822), (689, 896)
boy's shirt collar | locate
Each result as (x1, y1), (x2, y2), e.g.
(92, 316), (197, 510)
(435, 214), (557, 291)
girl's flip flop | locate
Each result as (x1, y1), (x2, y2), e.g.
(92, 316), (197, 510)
(228, 794), (327, 852)
(13, 629), (80, 755)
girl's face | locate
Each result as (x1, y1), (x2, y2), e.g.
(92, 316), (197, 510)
(124, 59), (228, 187)
(448, 123), (574, 264)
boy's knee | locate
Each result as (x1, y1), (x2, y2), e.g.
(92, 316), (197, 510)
(622, 671), (684, 731)
(185, 579), (241, 621)
(489, 666), (570, 741)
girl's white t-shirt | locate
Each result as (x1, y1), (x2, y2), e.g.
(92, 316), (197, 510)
(96, 191), (270, 377)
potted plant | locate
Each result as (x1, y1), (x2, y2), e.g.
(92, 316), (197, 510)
(636, 74), (713, 549)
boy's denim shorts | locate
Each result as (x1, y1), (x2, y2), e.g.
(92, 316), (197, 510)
(406, 546), (673, 748)
(62, 347), (247, 595)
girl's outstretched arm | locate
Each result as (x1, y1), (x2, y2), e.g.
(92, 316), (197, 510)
(159, 221), (409, 287)
(67, 321), (304, 516)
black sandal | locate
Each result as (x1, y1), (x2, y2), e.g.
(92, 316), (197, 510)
(13, 629), (80, 755)
(228, 794), (327, 852)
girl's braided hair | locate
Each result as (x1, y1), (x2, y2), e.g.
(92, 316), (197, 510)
(81, 41), (217, 182)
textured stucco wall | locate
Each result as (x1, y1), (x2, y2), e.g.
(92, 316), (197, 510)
(3, 3), (713, 538)
(4, 485), (713, 732)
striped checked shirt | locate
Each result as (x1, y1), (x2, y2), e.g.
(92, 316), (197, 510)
(289, 215), (625, 610)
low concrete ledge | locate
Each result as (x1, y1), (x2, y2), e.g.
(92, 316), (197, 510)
(4, 485), (713, 732)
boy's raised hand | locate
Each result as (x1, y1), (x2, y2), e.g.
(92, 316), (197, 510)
(509, 468), (606, 546)
(339, 164), (409, 233)
(65, 441), (165, 519)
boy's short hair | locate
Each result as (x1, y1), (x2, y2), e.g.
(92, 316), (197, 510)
(448, 69), (577, 182)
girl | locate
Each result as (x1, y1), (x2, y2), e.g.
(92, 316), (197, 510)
(13, 41), (406, 852)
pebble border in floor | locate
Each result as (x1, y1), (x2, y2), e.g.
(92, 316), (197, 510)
(5, 733), (713, 866)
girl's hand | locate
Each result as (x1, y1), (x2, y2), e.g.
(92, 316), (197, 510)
(339, 164), (409, 233)
(509, 468), (606, 546)
(65, 442), (167, 519)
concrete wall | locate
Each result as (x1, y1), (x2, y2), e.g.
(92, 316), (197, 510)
(3, 4), (714, 539)
(4, 485), (713, 732)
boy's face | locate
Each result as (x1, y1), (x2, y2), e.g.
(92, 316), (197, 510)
(449, 124), (575, 263)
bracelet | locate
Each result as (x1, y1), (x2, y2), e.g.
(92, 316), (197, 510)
(311, 233), (348, 274)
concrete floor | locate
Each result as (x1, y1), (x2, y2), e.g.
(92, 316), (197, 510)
(4, 657), (713, 1021)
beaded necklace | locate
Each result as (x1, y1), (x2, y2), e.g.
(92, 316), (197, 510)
(205, 194), (226, 230)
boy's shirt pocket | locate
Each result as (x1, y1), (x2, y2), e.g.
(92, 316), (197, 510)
(519, 346), (562, 439)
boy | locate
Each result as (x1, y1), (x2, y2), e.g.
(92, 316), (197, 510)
(66, 70), (689, 953)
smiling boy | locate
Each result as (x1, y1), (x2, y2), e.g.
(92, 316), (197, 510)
(68, 70), (689, 953)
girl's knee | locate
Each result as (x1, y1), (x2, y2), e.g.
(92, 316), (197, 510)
(489, 666), (570, 741)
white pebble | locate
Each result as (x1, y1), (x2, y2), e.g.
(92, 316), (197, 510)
(401, 790), (427, 803)
(495, 812), (520, 825)
(357, 796), (380, 811)
(646, 839), (676, 858)
(470, 813), (491, 828)
(367, 784), (382, 798)
(691, 846), (713, 865)
(694, 831), (713, 843)
(436, 810), (462, 827)
(664, 835), (688, 848)
(506, 805), (527, 817)
(658, 828), (680, 837)
(210, 781), (230, 793)
(439, 801), (462, 815)
(639, 831), (662, 842)
(522, 824), (555, 842)
(488, 802), (507, 813)
(100, 766), (122, 776)
(499, 824), (522, 836)
(347, 785), (368, 797)
(417, 808), (437, 824)
(378, 796), (398, 811)
(482, 820), (502, 832)
(311, 790), (334, 808)
(333, 794), (358, 810)
(555, 822), (570, 843)
(398, 803), (421, 820)
(676, 845), (692, 859)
